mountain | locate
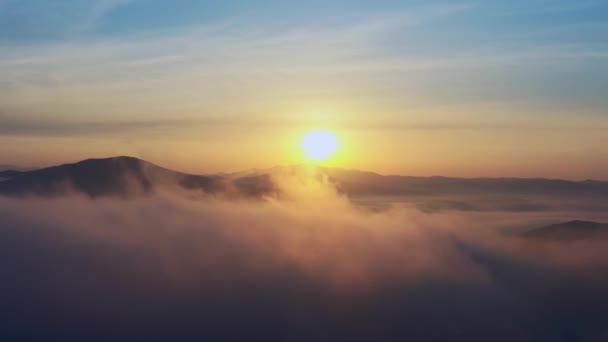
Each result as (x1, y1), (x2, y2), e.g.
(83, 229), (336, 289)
(1, 156), (608, 200)
(224, 165), (608, 198)
(0, 170), (24, 180)
(0, 165), (31, 180)
(0, 156), (277, 199)
(319, 168), (608, 198)
(522, 221), (608, 240)
(0, 164), (32, 172)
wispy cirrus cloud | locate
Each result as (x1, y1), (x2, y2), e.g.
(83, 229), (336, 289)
(0, 0), (132, 41)
(0, 2), (605, 118)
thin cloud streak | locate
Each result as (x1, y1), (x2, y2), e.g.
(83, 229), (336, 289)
(0, 4), (605, 118)
(1, 112), (607, 137)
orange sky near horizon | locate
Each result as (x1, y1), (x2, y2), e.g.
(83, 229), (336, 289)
(1, 118), (606, 180)
(1, 1), (607, 180)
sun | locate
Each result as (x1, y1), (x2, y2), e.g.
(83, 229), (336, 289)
(301, 130), (339, 161)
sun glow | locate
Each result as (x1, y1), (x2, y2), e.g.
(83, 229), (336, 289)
(301, 130), (339, 161)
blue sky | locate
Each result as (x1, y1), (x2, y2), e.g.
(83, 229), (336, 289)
(0, 0), (607, 177)
(2, 1), (607, 43)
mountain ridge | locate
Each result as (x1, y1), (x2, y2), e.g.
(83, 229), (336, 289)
(0, 156), (275, 198)
(1, 156), (608, 199)
(523, 220), (608, 240)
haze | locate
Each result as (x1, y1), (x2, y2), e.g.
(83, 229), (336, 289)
(1, 0), (607, 178)
(1, 1), (608, 341)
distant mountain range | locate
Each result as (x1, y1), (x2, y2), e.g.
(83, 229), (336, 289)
(321, 168), (608, 197)
(2, 156), (607, 241)
(1, 156), (608, 200)
(0, 170), (24, 179)
(522, 220), (608, 240)
(0, 165), (36, 173)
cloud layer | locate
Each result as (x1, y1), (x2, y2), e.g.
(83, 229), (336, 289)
(1, 176), (607, 341)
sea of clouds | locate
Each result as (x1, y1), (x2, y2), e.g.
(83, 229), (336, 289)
(0, 174), (607, 341)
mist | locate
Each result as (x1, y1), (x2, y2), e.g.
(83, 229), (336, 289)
(1, 175), (607, 341)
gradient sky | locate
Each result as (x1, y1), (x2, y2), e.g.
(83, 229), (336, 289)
(1, 0), (607, 179)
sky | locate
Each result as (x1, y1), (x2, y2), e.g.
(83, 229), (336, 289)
(0, 0), (607, 179)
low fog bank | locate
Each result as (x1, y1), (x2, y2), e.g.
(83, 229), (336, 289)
(0, 175), (607, 341)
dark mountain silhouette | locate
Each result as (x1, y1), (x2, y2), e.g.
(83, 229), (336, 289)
(523, 221), (608, 240)
(0, 164), (31, 171)
(1, 156), (608, 200)
(319, 168), (608, 197)
(0, 170), (24, 179)
(0, 156), (277, 198)
(225, 165), (608, 198)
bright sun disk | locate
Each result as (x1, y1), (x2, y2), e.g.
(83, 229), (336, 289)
(301, 130), (339, 161)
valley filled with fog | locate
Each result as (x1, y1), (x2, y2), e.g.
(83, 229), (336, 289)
(1, 159), (607, 341)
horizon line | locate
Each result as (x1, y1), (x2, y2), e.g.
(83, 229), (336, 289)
(3, 155), (607, 183)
